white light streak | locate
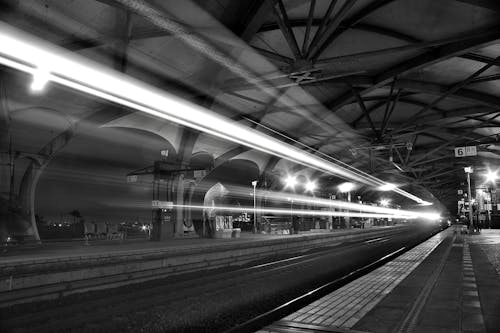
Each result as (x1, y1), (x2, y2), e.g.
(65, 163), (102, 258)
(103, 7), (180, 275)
(172, 204), (415, 219)
(379, 183), (396, 191)
(192, 184), (441, 220)
(0, 23), (427, 203)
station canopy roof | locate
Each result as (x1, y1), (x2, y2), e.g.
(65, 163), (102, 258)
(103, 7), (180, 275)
(2, 0), (500, 214)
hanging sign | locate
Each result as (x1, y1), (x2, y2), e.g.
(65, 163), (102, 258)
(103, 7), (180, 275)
(454, 146), (477, 157)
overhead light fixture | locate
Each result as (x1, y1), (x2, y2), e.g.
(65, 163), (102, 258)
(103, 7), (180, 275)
(380, 199), (390, 207)
(305, 181), (316, 192)
(0, 22), (428, 204)
(284, 175), (297, 189)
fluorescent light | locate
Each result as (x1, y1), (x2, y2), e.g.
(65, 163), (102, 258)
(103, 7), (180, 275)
(0, 23), (428, 203)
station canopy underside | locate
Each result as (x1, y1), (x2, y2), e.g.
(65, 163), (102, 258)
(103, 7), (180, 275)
(2, 0), (500, 214)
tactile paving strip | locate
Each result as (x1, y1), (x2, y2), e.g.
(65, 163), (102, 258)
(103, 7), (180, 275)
(257, 232), (446, 333)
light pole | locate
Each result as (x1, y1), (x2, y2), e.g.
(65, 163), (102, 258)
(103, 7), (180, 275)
(306, 180), (317, 229)
(284, 175), (297, 233)
(464, 166), (474, 229)
(252, 180), (258, 233)
(287, 197), (294, 234)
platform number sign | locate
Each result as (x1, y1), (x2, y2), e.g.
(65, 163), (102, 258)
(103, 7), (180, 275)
(454, 146), (477, 157)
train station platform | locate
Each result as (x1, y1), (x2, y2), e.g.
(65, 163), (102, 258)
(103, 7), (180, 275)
(259, 228), (500, 333)
(0, 227), (397, 264)
(0, 226), (405, 307)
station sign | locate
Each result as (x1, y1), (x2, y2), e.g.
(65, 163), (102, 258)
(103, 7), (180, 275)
(454, 146), (477, 157)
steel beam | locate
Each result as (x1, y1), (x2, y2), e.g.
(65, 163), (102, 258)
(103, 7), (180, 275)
(380, 88), (401, 138)
(306, 0), (338, 59)
(302, 0), (316, 55)
(351, 87), (380, 140)
(310, 0), (397, 61)
(308, 0), (357, 61)
(393, 79), (500, 109)
(326, 27), (500, 113)
(272, 0), (302, 59)
(398, 56), (500, 127)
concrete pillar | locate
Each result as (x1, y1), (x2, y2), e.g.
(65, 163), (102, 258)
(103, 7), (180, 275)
(174, 173), (185, 237)
(17, 162), (42, 241)
(0, 84), (11, 241)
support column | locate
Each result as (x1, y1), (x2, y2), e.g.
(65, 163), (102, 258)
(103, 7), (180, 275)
(18, 161), (43, 241)
(174, 173), (185, 237)
(0, 79), (12, 241)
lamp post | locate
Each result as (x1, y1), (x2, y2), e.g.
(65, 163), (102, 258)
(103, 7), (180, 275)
(286, 197), (294, 233)
(464, 166), (474, 229)
(306, 180), (317, 229)
(252, 180), (258, 233)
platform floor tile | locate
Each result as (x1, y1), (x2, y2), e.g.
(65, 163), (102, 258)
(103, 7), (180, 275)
(272, 232), (447, 331)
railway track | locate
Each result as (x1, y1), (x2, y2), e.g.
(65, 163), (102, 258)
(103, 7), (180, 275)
(0, 225), (444, 332)
(225, 226), (446, 333)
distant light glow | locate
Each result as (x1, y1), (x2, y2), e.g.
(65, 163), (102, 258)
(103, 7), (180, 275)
(0, 23), (429, 204)
(305, 181), (316, 192)
(380, 199), (390, 207)
(379, 183), (396, 191)
(284, 175), (297, 189)
(338, 182), (355, 193)
(485, 170), (498, 183)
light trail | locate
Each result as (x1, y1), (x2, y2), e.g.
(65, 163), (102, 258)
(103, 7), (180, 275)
(0, 22), (425, 203)
(204, 184), (441, 220)
(172, 204), (417, 220)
